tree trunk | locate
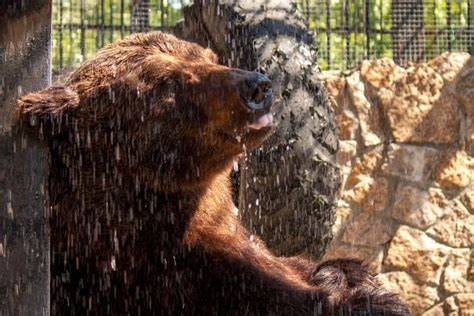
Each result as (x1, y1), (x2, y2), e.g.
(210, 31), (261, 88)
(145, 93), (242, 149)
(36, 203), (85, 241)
(176, 0), (340, 259)
(131, 0), (150, 33)
(392, 0), (425, 65)
(0, 1), (51, 314)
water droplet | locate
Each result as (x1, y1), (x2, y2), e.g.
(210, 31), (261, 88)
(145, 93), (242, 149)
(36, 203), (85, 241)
(233, 160), (239, 172)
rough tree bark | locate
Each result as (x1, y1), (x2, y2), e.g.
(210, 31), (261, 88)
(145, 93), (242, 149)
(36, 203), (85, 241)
(176, 0), (340, 258)
(0, 1), (51, 314)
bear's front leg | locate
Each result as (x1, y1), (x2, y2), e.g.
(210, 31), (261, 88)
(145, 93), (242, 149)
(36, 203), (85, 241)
(181, 245), (331, 315)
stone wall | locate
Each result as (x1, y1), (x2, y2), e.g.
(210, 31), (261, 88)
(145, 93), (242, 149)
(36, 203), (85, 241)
(321, 53), (474, 315)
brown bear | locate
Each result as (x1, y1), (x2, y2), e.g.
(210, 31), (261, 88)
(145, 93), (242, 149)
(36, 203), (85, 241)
(17, 32), (409, 315)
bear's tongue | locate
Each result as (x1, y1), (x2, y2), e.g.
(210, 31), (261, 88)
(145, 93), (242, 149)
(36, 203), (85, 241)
(248, 113), (273, 130)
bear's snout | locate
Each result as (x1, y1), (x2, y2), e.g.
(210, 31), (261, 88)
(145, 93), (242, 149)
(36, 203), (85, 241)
(243, 72), (272, 112)
(232, 70), (272, 112)
(240, 72), (274, 130)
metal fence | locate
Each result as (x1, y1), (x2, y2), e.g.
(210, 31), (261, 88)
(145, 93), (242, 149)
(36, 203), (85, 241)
(52, 0), (474, 72)
(301, 0), (474, 69)
(52, 0), (187, 73)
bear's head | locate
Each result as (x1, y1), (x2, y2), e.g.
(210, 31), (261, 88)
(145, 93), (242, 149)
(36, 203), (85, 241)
(16, 32), (273, 192)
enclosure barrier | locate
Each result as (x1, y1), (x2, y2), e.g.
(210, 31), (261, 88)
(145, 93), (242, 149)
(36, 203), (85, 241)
(51, 0), (474, 72)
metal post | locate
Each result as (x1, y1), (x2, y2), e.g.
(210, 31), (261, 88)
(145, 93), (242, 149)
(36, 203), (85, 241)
(470, 0), (474, 54)
(305, 0), (310, 24)
(59, 0), (64, 69)
(326, 0), (332, 69)
(110, 0), (114, 43)
(447, 0), (453, 51)
(343, 0), (349, 69)
(121, 0), (125, 38)
(161, 0), (165, 31)
(365, 0), (370, 59)
(80, 0), (86, 59)
(101, 0), (105, 47)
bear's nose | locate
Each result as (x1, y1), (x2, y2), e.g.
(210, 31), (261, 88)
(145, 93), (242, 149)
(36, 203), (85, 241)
(244, 73), (272, 111)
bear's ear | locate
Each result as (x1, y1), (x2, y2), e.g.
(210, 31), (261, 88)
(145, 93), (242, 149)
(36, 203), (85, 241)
(16, 86), (79, 138)
(203, 48), (218, 63)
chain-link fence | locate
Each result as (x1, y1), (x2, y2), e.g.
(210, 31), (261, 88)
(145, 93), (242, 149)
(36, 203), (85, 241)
(52, 0), (474, 72)
(300, 0), (474, 69)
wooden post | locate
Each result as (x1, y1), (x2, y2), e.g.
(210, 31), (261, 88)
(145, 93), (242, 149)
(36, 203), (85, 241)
(0, 1), (51, 314)
(177, 0), (339, 259)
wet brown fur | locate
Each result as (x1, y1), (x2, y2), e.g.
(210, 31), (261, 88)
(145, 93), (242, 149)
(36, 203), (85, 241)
(17, 32), (409, 315)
